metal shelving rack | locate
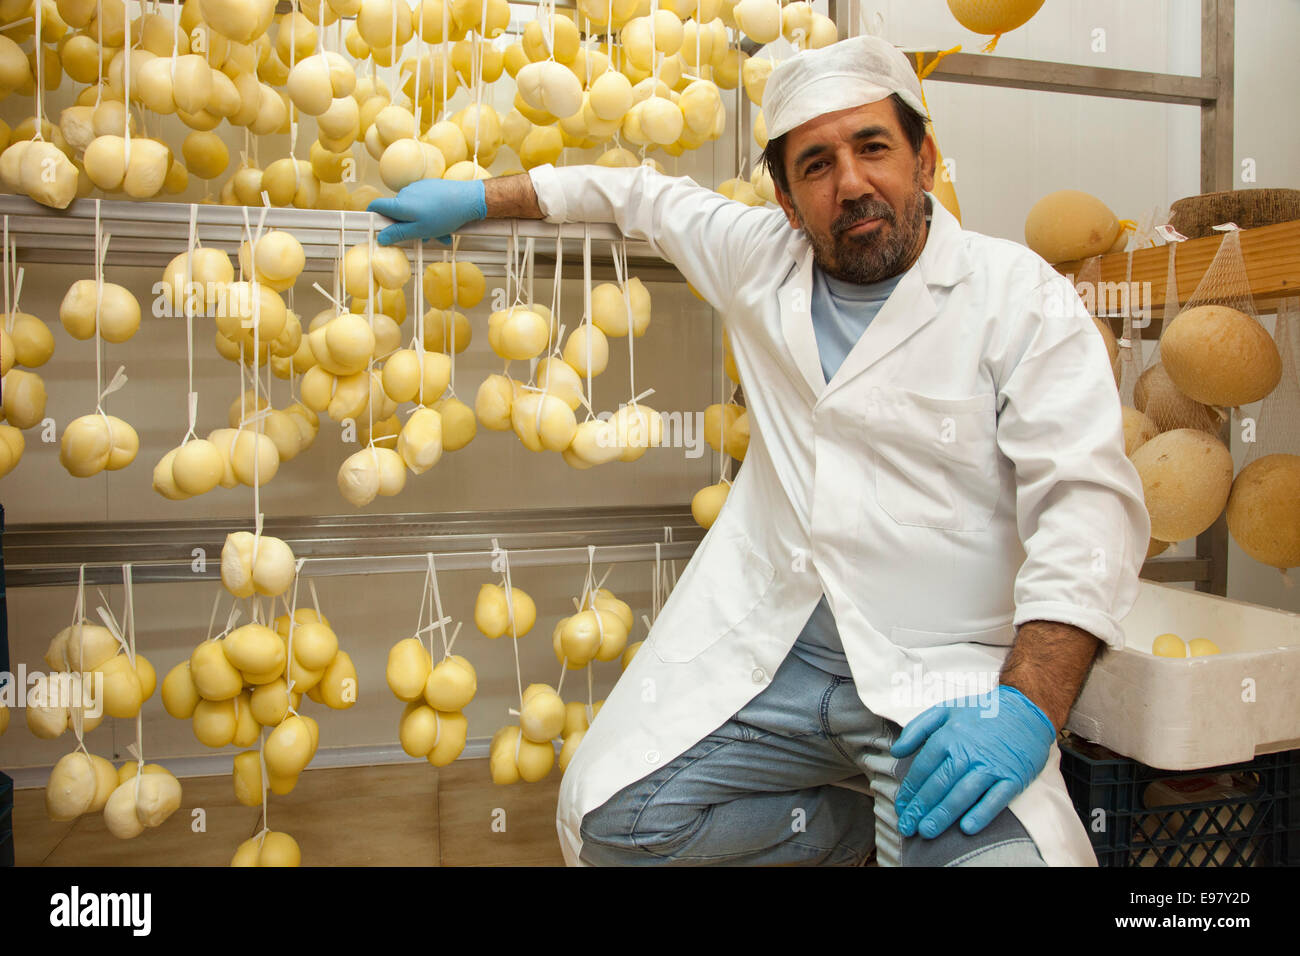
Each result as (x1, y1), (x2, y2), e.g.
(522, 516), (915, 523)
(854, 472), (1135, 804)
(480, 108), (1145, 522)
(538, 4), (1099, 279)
(2, 0), (1238, 594)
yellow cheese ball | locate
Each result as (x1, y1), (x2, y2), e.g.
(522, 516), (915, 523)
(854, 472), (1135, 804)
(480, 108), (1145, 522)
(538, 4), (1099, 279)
(290, 621), (338, 671)
(86, 754), (120, 813)
(1151, 632), (1187, 658)
(6, 311), (55, 368)
(1188, 638), (1221, 656)
(192, 697), (238, 747)
(1133, 362), (1220, 434)
(424, 654), (477, 711)
(64, 622), (120, 671)
(399, 701), (440, 757)
(233, 749), (263, 807)
(231, 691), (261, 747)
(562, 325), (609, 377)
(1226, 454), (1300, 570)
(422, 260), (486, 310)
(190, 638), (244, 701)
(259, 830), (302, 866)
(516, 733), (555, 782)
(264, 714), (315, 777)
(47, 752), (98, 821)
(474, 374), (517, 431)
(1130, 429), (1234, 542)
(489, 725), (522, 784)
(559, 610), (603, 667)
(520, 684), (566, 743)
(223, 622), (286, 675)
(559, 727), (585, 771)
(387, 637), (433, 702)
(1160, 305), (1282, 408)
(248, 678), (290, 726)
(98, 653), (144, 719)
(692, 481), (731, 529)
(1121, 406), (1160, 457)
(134, 770), (182, 828)
(115, 762), (169, 785)
(103, 779), (146, 839)
(318, 649), (358, 709)
(172, 438), (225, 495)
(134, 653), (156, 700)
(474, 583), (536, 638)
(1024, 189), (1121, 264)
(427, 710), (468, 767)
(27, 703), (69, 740)
(161, 661), (200, 719)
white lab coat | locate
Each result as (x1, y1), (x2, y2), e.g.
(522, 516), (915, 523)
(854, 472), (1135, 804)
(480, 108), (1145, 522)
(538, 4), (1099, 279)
(527, 162), (1151, 867)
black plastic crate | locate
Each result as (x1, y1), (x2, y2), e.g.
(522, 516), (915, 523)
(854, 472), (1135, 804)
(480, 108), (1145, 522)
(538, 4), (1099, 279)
(1059, 734), (1300, 867)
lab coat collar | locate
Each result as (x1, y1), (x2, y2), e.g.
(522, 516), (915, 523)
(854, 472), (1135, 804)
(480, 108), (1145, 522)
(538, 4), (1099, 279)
(777, 192), (973, 403)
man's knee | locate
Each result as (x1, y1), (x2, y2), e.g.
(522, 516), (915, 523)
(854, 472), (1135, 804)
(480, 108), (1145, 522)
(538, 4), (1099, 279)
(578, 786), (708, 863)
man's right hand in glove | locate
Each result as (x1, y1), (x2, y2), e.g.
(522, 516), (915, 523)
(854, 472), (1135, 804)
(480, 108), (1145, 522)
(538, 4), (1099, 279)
(367, 178), (488, 246)
(367, 173), (546, 246)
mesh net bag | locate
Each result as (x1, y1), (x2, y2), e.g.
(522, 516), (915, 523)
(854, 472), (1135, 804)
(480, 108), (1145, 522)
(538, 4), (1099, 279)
(1225, 296), (1300, 580)
(1134, 227), (1275, 435)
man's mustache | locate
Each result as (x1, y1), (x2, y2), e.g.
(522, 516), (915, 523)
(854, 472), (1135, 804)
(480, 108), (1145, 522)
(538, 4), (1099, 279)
(833, 201), (896, 237)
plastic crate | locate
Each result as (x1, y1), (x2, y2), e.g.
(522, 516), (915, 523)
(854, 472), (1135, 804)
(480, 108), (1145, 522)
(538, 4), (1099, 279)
(1059, 735), (1300, 866)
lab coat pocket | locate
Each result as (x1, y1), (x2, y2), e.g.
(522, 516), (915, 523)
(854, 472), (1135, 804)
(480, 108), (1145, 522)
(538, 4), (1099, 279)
(863, 387), (999, 532)
(651, 530), (777, 664)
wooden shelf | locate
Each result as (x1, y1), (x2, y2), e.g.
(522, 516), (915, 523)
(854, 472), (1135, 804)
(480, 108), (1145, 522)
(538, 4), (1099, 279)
(1055, 219), (1300, 328)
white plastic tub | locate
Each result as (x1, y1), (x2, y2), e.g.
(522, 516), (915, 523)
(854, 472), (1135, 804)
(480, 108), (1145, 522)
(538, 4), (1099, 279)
(1066, 580), (1300, 770)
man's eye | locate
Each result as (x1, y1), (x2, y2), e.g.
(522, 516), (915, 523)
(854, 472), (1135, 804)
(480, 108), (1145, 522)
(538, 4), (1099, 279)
(805, 160), (827, 174)
(863, 143), (886, 152)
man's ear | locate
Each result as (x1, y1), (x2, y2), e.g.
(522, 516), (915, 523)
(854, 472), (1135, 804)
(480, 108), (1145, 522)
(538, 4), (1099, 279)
(920, 133), (939, 193)
(774, 180), (800, 230)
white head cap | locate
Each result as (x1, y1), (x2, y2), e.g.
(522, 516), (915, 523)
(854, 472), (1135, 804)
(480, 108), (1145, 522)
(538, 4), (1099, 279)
(762, 35), (928, 142)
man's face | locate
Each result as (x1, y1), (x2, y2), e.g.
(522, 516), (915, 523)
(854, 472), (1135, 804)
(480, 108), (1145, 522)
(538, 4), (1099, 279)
(774, 99), (937, 284)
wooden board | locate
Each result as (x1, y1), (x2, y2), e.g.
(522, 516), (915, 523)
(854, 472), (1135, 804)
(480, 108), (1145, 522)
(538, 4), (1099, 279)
(1055, 220), (1300, 334)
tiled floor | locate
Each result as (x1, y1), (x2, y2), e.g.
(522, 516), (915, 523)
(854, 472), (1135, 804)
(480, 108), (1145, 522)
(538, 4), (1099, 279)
(13, 758), (567, 866)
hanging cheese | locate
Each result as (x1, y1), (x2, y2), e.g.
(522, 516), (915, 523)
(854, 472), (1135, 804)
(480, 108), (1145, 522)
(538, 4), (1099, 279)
(1226, 454), (1300, 570)
(1130, 428), (1233, 542)
(1159, 305), (1282, 407)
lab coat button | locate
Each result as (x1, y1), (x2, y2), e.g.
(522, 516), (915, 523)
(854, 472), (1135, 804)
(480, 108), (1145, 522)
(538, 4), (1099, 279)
(751, 667), (766, 683)
(645, 750), (660, 764)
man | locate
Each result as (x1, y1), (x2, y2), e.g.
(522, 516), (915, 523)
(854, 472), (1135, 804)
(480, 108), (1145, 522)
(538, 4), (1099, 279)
(371, 34), (1150, 866)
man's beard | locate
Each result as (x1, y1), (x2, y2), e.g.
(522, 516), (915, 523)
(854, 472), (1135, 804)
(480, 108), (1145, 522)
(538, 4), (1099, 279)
(796, 166), (928, 285)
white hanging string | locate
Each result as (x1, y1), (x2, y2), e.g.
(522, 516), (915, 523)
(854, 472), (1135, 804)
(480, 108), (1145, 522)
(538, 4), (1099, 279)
(583, 228), (594, 414)
(412, 553), (456, 658)
(439, 0), (450, 123)
(446, 235), (460, 395)
(3, 215), (13, 329)
(32, 0), (44, 139)
(182, 203), (199, 444)
(365, 215), (379, 450)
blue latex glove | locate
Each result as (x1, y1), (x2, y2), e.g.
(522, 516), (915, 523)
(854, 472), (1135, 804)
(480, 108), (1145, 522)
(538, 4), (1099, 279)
(890, 684), (1055, 840)
(367, 178), (487, 246)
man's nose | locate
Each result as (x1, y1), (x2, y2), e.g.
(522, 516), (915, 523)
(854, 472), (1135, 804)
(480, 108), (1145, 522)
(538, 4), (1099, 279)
(834, 152), (874, 205)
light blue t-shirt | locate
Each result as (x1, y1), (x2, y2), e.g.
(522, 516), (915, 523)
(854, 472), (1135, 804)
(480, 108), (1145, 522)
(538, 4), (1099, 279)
(787, 264), (905, 677)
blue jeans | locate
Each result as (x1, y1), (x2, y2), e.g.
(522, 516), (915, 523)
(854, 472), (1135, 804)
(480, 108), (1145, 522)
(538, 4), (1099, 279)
(579, 650), (1047, 866)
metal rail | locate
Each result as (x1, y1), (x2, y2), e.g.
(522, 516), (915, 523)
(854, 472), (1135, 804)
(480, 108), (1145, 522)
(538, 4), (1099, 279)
(0, 195), (683, 281)
(4, 505), (705, 587)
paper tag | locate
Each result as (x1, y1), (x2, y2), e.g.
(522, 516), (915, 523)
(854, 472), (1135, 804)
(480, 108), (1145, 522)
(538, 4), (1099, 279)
(1212, 222), (1241, 232)
(1156, 224), (1189, 243)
